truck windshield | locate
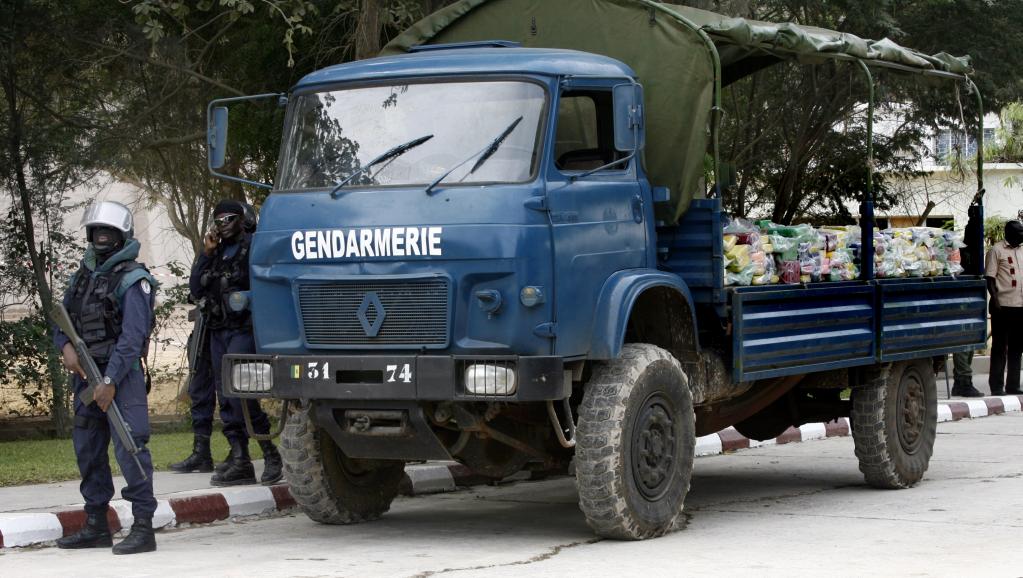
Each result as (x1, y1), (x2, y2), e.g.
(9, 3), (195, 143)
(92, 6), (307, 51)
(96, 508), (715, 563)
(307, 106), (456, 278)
(278, 80), (546, 191)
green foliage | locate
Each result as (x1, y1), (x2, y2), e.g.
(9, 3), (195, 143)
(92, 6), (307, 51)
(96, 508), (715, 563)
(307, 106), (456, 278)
(984, 102), (1023, 194)
(0, 313), (53, 414)
(681, 0), (999, 222)
(987, 103), (1023, 164)
(893, 0), (1023, 115)
(130, 0), (317, 66)
(985, 215), (1008, 244)
(0, 0), (111, 428)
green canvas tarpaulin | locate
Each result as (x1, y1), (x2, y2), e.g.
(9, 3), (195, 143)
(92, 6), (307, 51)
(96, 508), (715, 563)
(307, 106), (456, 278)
(382, 0), (972, 220)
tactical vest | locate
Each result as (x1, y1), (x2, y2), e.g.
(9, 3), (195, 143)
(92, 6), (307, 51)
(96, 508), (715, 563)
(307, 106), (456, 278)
(67, 261), (153, 363)
(200, 235), (251, 330)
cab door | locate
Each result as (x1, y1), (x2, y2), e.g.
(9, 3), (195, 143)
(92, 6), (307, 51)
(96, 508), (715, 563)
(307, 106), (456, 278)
(545, 81), (647, 357)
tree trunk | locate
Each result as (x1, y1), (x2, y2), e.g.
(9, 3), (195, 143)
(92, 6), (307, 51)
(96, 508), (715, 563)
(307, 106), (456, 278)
(355, 0), (382, 60)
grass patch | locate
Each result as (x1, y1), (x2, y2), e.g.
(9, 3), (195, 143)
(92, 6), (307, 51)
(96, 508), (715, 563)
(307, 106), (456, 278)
(0, 431), (265, 487)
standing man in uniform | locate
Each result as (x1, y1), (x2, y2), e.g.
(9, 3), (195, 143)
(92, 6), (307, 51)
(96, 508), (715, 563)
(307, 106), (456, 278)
(986, 219), (1023, 395)
(54, 201), (158, 555)
(190, 199), (282, 486)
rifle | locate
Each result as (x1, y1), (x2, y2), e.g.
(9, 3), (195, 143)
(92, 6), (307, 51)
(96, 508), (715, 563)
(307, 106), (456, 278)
(51, 303), (148, 481)
(177, 301), (209, 402)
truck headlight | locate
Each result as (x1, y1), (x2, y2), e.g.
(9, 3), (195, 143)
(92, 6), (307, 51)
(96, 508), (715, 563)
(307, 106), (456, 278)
(231, 361), (273, 394)
(465, 364), (516, 396)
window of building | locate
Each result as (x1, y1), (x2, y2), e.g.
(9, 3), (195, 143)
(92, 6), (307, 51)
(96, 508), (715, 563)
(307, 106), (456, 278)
(933, 128), (996, 164)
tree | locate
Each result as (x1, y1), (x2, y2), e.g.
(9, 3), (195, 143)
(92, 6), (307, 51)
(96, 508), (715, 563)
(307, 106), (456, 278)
(99, 0), (454, 257)
(669, 0), (1009, 223)
(981, 102), (1023, 196)
(0, 0), (115, 431)
(93, 1), (319, 257)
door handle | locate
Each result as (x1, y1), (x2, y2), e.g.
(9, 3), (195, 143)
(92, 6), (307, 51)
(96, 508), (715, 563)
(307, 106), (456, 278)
(631, 194), (644, 223)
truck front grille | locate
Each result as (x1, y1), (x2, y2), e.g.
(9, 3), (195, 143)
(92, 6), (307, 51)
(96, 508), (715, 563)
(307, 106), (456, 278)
(298, 278), (450, 348)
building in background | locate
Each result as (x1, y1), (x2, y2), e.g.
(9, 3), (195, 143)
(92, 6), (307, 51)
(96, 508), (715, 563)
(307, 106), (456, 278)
(0, 177), (193, 317)
(874, 113), (1022, 230)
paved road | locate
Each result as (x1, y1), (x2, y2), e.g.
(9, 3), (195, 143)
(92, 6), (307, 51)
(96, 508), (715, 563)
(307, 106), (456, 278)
(3, 413), (1021, 577)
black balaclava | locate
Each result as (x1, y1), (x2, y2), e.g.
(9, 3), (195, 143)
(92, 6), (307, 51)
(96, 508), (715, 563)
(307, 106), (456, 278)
(1006, 220), (1023, 248)
(213, 199), (245, 244)
(88, 225), (125, 261)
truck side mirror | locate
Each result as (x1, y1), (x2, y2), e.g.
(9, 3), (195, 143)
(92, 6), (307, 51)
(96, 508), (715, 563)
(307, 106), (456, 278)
(206, 92), (283, 190)
(613, 83), (645, 152)
(208, 106), (229, 170)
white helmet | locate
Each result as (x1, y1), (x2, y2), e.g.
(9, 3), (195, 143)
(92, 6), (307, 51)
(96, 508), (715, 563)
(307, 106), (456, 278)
(81, 201), (133, 238)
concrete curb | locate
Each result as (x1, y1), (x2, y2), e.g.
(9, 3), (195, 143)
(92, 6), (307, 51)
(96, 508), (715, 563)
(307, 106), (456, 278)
(3, 395), (1021, 549)
(693, 395), (1023, 457)
(0, 464), (468, 549)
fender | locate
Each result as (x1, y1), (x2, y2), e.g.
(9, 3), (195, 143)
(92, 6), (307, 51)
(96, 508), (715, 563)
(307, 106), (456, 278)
(588, 269), (700, 360)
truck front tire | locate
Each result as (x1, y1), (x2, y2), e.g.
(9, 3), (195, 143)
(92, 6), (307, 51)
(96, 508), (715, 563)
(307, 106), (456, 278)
(850, 360), (937, 489)
(280, 406), (405, 524)
(575, 343), (696, 540)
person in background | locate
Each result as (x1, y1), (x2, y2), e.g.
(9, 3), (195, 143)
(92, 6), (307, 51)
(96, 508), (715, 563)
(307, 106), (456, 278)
(986, 219), (1023, 395)
(189, 199), (283, 486)
(168, 328), (216, 473)
(54, 201), (158, 554)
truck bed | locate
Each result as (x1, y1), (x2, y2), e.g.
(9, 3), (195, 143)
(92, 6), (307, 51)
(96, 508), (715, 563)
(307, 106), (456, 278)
(657, 199), (987, 382)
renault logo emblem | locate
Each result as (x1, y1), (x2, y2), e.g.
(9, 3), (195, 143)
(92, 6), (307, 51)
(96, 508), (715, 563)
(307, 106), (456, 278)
(357, 292), (386, 337)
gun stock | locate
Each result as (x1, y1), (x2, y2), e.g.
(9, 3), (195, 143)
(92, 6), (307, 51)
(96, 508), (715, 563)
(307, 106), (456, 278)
(177, 306), (208, 402)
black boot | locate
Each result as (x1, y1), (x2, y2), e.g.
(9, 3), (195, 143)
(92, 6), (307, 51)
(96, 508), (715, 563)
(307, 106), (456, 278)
(56, 512), (112, 549)
(259, 440), (284, 485)
(214, 447), (231, 475)
(169, 434), (213, 473)
(210, 438), (256, 486)
(951, 380), (984, 398)
(112, 517), (156, 555)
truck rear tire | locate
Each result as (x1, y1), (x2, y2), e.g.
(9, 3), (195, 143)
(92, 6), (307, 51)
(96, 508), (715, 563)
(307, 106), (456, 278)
(575, 343), (695, 540)
(280, 406), (405, 524)
(850, 360), (937, 489)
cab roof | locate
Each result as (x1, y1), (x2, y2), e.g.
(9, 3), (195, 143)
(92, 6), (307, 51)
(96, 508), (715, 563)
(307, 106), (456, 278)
(294, 47), (636, 90)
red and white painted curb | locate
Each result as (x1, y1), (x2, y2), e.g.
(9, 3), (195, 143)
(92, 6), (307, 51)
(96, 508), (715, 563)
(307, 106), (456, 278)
(2, 395), (1021, 549)
(694, 395), (1023, 457)
(939, 395), (1022, 421)
(0, 484), (295, 549)
(0, 464), (475, 549)
(695, 418), (850, 456)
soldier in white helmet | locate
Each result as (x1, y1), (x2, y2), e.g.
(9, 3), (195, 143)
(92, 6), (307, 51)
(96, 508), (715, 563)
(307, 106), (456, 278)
(53, 200), (159, 555)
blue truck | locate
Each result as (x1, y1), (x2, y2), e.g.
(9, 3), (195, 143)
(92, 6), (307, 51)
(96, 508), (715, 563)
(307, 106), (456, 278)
(211, 1), (988, 540)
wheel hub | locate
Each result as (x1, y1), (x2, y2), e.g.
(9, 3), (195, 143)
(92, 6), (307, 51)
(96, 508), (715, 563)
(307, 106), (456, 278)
(632, 394), (677, 500)
(897, 371), (925, 454)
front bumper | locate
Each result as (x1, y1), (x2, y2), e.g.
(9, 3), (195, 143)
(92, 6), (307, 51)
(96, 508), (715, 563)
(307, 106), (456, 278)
(222, 353), (567, 402)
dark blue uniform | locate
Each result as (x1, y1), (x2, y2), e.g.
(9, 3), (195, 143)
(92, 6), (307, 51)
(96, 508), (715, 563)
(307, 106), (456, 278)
(54, 246), (157, 521)
(189, 235), (270, 444)
(186, 344), (215, 438)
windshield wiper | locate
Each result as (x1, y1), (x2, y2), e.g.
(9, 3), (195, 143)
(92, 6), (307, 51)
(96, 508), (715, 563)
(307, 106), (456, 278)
(425, 116), (523, 195)
(329, 134), (434, 198)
